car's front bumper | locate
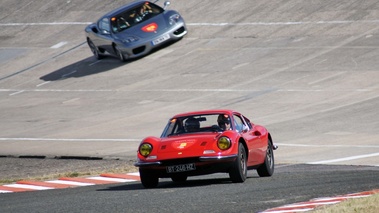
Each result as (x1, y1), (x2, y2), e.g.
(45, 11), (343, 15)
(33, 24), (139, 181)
(135, 154), (238, 167)
(135, 154), (238, 178)
(118, 23), (187, 59)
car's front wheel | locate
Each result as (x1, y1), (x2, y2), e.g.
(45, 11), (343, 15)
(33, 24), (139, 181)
(114, 45), (127, 62)
(139, 168), (159, 188)
(87, 39), (103, 60)
(257, 138), (274, 177)
(229, 143), (247, 183)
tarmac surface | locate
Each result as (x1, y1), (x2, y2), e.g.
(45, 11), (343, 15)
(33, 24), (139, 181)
(1, 0), (379, 178)
(1, 1), (379, 212)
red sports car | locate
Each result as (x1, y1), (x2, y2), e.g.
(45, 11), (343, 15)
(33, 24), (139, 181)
(135, 109), (277, 188)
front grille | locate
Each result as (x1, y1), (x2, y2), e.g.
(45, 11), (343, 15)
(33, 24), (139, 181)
(161, 157), (199, 166)
(133, 46), (145, 55)
(173, 26), (185, 35)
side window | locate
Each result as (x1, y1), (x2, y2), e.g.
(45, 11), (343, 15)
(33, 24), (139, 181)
(242, 115), (252, 129)
(233, 115), (245, 132)
(98, 18), (110, 33)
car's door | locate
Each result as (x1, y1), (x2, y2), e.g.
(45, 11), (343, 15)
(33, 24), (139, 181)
(233, 114), (265, 165)
(93, 17), (115, 53)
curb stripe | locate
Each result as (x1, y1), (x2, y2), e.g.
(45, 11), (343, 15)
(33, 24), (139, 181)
(86, 177), (131, 182)
(261, 189), (379, 212)
(2, 183), (53, 190)
(46, 180), (94, 186)
(0, 185), (35, 192)
(58, 177), (121, 184)
(16, 180), (76, 189)
(100, 173), (141, 181)
(0, 173), (140, 193)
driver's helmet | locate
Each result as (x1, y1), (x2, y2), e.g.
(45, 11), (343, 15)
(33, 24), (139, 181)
(217, 114), (231, 128)
(185, 117), (200, 132)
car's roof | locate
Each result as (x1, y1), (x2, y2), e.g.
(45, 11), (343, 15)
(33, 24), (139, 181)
(172, 109), (238, 118)
(102, 0), (150, 18)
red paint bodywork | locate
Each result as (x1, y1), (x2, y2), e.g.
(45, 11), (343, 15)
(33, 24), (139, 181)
(135, 109), (272, 177)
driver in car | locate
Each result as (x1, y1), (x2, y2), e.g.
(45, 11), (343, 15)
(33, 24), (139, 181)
(217, 114), (232, 131)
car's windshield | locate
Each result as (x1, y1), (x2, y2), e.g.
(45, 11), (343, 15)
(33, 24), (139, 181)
(161, 114), (233, 137)
(111, 2), (164, 33)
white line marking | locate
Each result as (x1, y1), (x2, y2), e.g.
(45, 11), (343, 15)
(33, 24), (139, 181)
(127, 172), (141, 176)
(36, 81), (51, 87)
(61, 70), (77, 78)
(263, 208), (313, 213)
(308, 72), (345, 85)
(232, 62), (249, 70)
(276, 143), (379, 148)
(9, 90), (24, 96)
(89, 60), (102, 66)
(187, 20), (379, 26)
(319, 94), (379, 113)
(86, 177), (132, 182)
(284, 201), (341, 208)
(4, 184), (53, 190)
(50, 41), (68, 49)
(62, 98), (80, 104)
(0, 138), (140, 142)
(0, 88), (375, 93)
(0, 22), (93, 26)
(2, 20), (379, 27)
(46, 180), (94, 186)
(0, 190), (12, 193)
(307, 152), (379, 164)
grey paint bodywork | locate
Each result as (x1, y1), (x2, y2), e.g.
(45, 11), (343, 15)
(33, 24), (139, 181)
(85, 0), (187, 61)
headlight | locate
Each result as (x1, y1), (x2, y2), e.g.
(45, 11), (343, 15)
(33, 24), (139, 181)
(217, 136), (231, 150)
(122, 36), (139, 43)
(139, 143), (153, 157)
(169, 14), (180, 25)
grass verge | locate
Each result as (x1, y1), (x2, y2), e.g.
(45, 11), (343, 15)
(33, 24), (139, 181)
(313, 192), (379, 213)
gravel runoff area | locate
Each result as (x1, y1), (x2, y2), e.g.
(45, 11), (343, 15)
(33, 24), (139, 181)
(0, 157), (138, 182)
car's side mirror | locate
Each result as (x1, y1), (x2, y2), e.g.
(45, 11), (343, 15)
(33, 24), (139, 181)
(91, 26), (99, 34)
(164, 1), (171, 9)
(242, 125), (249, 133)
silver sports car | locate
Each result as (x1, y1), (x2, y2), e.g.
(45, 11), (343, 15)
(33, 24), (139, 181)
(85, 0), (187, 61)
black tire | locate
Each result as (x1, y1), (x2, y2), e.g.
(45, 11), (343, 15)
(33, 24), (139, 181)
(114, 45), (127, 62)
(139, 168), (159, 188)
(87, 39), (103, 60)
(171, 175), (187, 183)
(229, 143), (247, 183)
(257, 138), (274, 177)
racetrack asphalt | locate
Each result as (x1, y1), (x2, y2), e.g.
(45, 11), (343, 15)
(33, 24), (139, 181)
(1, 0), (379, 212)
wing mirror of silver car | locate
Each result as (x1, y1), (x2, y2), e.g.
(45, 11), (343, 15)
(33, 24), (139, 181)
(164, 1), (171, 9)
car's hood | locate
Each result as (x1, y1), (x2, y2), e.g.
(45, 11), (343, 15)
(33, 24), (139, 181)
(116, 14), (170, 39)
(158, 134), (219, 154)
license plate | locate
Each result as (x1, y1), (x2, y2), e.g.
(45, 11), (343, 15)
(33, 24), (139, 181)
(152, 34), (170, 45)
(166, 163), (196, 173)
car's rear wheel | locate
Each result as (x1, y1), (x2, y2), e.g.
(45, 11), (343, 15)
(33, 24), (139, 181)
(114, 45), (127, 62)
(87, 39), (103, 60)
(171, 175), (187, 183)
(229, 143), (247, 183)
(139, 168), (159, 188)
(257, 138), (274, 177)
